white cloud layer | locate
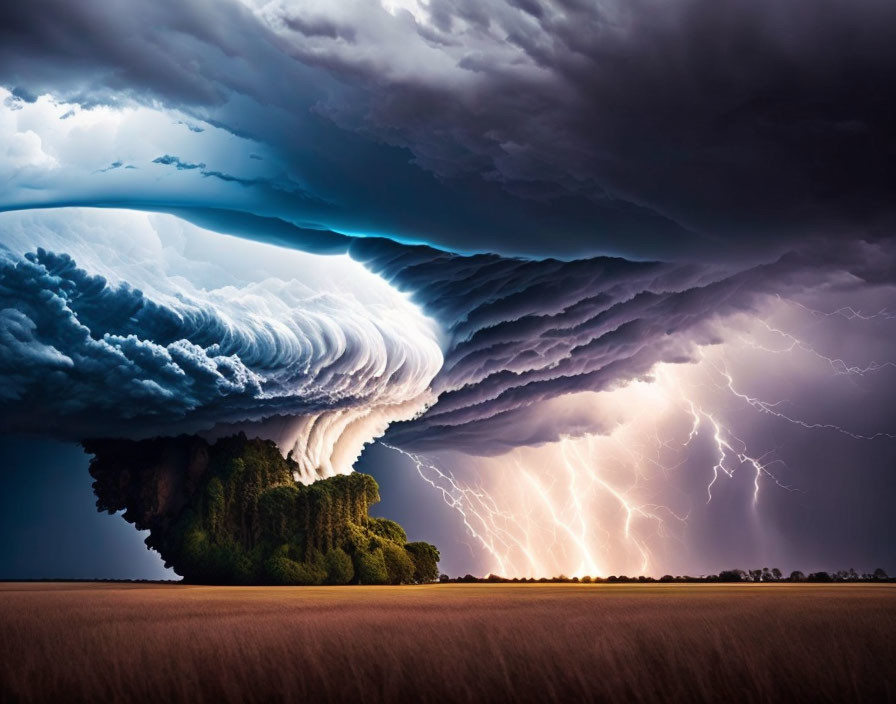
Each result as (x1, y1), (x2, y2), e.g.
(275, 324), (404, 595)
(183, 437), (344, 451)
(0, 207), (444, 477)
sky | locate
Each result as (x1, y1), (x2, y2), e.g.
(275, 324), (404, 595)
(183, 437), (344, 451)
(0, 0), (894, 579)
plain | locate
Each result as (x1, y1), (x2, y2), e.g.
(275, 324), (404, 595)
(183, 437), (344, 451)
(1, 582), (893, 703)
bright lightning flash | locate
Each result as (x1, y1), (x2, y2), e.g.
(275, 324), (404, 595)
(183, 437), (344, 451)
(382, 295), (895, 578)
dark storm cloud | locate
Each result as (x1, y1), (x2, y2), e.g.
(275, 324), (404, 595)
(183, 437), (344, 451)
(2, 0), (892, 259)
(7, 206), (884, 458)
(0, 0), (303, 108)
(347, 237), (895, 454)
(291, 0), (896, 253)
(1, 0), (893, 452)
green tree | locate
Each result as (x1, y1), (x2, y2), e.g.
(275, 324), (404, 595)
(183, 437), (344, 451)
(87, 434), (438, 586)
(368, 517), (407, 544)
(324, 547), (354, 585)
(356, 548), (389, 585)
(206, 477), (225, 534)
(405, 541), (440, 583)
(382, 543), (415, 584)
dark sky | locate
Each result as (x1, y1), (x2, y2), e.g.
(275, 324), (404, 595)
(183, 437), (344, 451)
(0, 435), (170, 579)
(0, 0), (894, 578)
(1, 0), (894, 260)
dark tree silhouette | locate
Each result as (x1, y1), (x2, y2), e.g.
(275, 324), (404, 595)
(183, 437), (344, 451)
(807, 571), (833, 583)
(718, 569), (746, 583)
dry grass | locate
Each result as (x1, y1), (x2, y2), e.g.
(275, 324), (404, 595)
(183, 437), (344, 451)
(1, 582), (894, 703)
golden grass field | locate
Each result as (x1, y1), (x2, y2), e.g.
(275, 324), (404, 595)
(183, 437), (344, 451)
(1, 582), (894, 703)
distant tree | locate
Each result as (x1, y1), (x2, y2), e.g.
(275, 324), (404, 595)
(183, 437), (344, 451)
(581, 575), (592, 584)
(659, 575), (674, 583)
(789, 570), (806, 582)
(439, 574), (450, 583)
(873, 568), (889, 581)
(771, 568), (782, 581)
(749, 569), (763, 582)
(718, 569), (746, 583)
(807, 571), (832, 582)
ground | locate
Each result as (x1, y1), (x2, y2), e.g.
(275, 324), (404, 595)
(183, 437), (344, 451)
(1, 582), (893, 702)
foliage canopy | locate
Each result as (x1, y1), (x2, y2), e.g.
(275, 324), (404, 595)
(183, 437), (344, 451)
(86, 434), (439, 585)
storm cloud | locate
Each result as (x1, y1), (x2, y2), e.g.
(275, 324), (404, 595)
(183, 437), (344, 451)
(1, 0), (893, 259)
(347, 236), (894, 453)
(0, 0), (894, 576)
(0, 209), (443, 476)
(2, 206), (890, 463)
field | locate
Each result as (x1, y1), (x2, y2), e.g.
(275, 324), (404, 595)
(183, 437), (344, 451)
(1, 582), (894, 703)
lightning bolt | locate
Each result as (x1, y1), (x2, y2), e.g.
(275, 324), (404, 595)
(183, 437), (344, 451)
(653, 368), (795, 506)
(738, 320), (896, 377)
(383, 429), (688, 578)
(382, 294), (893, 578)
(778, 295), (896, 321)
(381, 442), (538, 576)
(704, 353), (896, 441)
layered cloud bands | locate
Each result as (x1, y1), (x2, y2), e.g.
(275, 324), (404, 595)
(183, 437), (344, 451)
(0, 208), (443, 477)
(348, 237), (893, 454)
(1, 207), (890, 472)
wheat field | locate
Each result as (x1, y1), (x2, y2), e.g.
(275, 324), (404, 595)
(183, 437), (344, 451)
(1, 582), (893, 703)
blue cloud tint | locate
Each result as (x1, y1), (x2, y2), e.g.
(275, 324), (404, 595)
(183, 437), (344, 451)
(0, 210), (442, 448)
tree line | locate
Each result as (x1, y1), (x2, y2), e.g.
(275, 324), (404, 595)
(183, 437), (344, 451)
(438, 567), (892, 583)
